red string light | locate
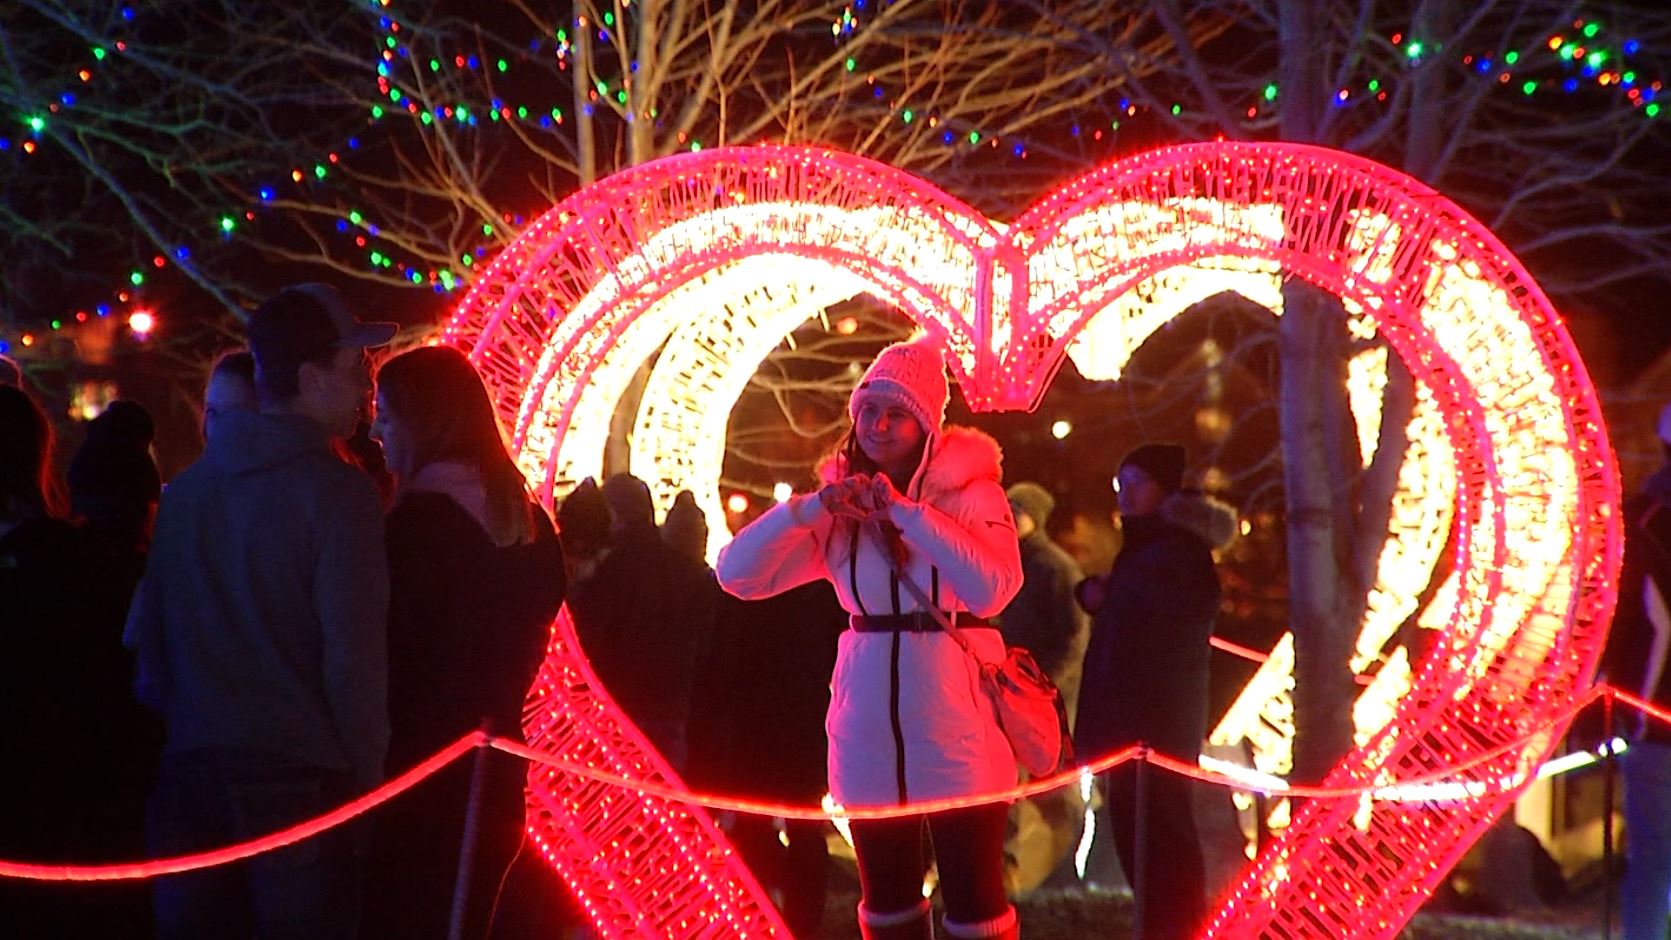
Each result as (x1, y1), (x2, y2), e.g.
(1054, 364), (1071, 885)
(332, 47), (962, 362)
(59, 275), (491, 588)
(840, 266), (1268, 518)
(2, 687), (1663, 886)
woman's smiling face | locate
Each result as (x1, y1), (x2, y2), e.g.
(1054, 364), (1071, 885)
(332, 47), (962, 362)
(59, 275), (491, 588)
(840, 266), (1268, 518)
(855, 398), (925, 478)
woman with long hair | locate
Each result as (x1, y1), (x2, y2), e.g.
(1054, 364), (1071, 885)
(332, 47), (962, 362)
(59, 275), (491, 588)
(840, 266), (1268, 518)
(0, 384), (64, 533)
(365, 345), (566, 939)
(3, 386), (156, 935)
(717, 335), (1024, 940)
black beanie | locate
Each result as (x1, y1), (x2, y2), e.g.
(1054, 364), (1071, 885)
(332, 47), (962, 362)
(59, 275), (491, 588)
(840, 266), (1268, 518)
(1118, 443), (1187, 494)
(68, 400), (161, 508)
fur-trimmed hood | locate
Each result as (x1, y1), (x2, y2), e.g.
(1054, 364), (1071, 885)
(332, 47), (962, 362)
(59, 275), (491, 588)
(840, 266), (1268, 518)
(817, 425), (1003, 503)
(1161, 489), (1240, 553)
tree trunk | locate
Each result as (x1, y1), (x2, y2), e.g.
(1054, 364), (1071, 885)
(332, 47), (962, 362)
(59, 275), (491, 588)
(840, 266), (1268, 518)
(572, 0), (598, 185)
(1279, 280), (1360, 783)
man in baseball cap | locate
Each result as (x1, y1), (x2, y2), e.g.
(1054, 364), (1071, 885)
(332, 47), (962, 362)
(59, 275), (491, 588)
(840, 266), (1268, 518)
(246, 283), (397, 438)
(128, 283), (395, 938)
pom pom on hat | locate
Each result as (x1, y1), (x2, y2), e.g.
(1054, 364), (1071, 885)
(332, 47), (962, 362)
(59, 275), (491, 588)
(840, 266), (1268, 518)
(848, 334), (949, 435)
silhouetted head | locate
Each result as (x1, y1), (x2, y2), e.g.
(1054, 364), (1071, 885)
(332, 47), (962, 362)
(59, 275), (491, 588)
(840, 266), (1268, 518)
(203, 349), (257, 441)
(372, 344), (537, 546)
(0, 385), (63, 524)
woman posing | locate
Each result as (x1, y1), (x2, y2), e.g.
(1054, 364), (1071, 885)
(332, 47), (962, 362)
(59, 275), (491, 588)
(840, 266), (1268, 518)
(366, 346), (567, 939)
(717, 336), (1023, 940)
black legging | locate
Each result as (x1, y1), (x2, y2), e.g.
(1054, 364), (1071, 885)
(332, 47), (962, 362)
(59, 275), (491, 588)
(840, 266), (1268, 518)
(848, 802), (1010, 924)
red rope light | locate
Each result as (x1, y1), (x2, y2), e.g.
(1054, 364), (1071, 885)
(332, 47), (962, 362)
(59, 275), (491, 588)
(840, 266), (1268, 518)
(5, 687), (1666, 885)
(0, 732), (483, 882)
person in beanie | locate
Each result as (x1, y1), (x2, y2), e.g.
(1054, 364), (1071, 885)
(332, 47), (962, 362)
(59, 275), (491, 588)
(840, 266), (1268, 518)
(998, 482), (1088, 722)
(69, 400), (162, 564)
(1603, 402), (1671, 940)
(1074, 443), (1222, 940)
(126, 283), (394, 940)
(662, 488), (710, 563)
(717, 333), (1024, 940)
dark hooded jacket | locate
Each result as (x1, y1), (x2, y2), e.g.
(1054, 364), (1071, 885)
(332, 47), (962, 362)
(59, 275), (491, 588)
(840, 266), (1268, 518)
(125, 411), (389, 787)
(998, 530), (1088, 716)
(1074, 492), (1225, 763)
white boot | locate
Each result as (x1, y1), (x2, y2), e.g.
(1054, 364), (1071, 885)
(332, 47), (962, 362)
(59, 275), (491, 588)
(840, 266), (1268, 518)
(858, 899), (934, 940)
(943, 905), (1018, 940)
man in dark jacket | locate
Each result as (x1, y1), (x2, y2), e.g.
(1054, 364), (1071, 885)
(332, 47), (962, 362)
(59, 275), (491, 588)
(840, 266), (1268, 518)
(1075, 443), (1220, 940)
(126, 284), (394, 940)
(1607, 404), (1671, 940)
(569, 473), (717, 773)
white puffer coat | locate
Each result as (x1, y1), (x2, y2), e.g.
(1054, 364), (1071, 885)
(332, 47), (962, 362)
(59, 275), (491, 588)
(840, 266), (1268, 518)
(716, 426), (1023, 807)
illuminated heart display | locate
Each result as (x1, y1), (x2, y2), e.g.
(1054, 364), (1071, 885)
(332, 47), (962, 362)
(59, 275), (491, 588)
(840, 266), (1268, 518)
(441, 143), (1619, 939)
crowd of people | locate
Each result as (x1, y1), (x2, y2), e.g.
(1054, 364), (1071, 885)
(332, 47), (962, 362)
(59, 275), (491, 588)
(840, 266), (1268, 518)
(2, 285), (569, 940)
(0, 294), (1247, 939)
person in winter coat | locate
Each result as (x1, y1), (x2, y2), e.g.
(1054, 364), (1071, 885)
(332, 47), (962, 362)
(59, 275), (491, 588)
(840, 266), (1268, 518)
(1074, 443), (1223, 940)
(716, 335), (1024, 940)
(126, 284), (394, 940)
(569, 472), (717, 774)
(363, 345), (567, 939)
(2, 386), (157, 937)
(1604, 402), (1671, 940)
(997, 481), (1088, 725)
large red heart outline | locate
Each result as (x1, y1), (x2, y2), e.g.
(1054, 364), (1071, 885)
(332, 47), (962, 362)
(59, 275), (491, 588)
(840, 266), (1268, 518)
(442, 143), (1619, 939)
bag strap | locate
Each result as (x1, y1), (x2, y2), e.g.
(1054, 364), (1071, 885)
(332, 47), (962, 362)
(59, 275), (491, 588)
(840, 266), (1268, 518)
(842, 507), (984, 665)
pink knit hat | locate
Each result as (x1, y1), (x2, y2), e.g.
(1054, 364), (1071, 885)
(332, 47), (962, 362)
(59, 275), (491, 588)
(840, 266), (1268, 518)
(849, 334), (949, 434)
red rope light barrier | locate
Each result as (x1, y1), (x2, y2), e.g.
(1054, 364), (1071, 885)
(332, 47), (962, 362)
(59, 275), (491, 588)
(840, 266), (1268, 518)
(0, 732), (483, 882)
(6, 685), (1666, 885)
(491, 739), (1141, 820)
(1609, 686), (1671, 731)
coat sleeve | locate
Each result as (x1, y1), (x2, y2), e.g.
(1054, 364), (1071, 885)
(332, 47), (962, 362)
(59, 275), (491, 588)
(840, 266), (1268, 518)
(316, 476), (391, 789)
(715, 493), (833, 600)
(887, 478), (1022, 618)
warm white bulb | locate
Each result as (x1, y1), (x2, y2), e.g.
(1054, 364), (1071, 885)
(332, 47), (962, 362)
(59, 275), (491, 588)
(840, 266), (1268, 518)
(772, 482), (792, 503)
(1050, 419), (1072, 439)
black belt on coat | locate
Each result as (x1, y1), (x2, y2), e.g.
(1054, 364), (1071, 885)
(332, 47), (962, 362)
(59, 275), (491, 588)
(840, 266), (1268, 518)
(849, 611), (992, 633)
